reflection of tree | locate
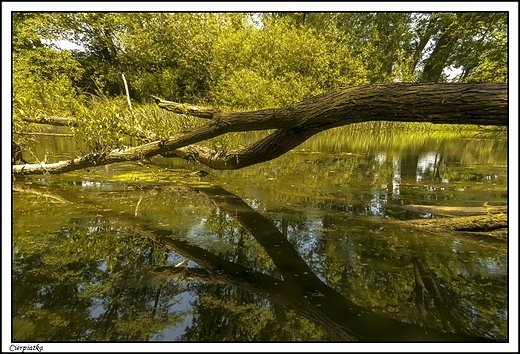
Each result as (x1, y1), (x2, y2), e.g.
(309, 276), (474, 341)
(145, 186), (490, 341)
(411, 256), (471, 335)
(12, 217), (186, 341)
(13, 252), (93, 341)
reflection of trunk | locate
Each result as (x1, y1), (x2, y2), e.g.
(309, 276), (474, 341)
(401, 153), (420, 181)
(433, 152), (442, 182)
(411, 256), (472, 336)
(186, 186), (487, 341)
(96, 269), (131, 340)
(412, 259), (428, 325)
(197, 187), (321, 286)
(148, 230), (356, 341)
(146, 285), (163, 341)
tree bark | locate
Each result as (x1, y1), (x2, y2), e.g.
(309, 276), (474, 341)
(419, 31), (457, 82)
(388, 212), (507, 244)
(13, 83), (507, 176)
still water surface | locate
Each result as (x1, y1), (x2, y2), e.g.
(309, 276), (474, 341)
(12, 128), (508, 342)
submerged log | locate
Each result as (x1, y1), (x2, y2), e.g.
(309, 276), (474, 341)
(405, 213), (507, 242)
(399, 204), (507, 217)
(407, 213), (506, 232)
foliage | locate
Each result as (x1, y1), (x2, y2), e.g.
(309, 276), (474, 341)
(121, 13), (221, 102)
(303, 12), (418, 83)
(12, 13), (86, 148)
(71, 96), (133, 153)
(301, 12), (508, 84)
(11, 12), (507, 154)
(454, 14), (508, 82)
(210, 15), (368, 110)
(13, 12), (507, 106)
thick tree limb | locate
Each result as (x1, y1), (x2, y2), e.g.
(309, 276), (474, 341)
(13, 83), (507, 175)
(154, 83), (507, 127)
(162, 127), (321, 170)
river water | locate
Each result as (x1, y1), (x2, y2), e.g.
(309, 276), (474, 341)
(11, 127), (508, 344)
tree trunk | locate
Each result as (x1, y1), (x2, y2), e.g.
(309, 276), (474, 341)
(13, 83), (507, 176)
(388, 211), (507, 244)
(406, 213), (507, 234)
(419, 31), (457, 82)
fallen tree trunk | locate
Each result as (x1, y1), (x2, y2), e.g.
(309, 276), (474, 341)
(152, 83), (507, 126)
(407, 213), (507, 232)
(397, 213), (508, 243)
(399, 204), (508, 217)
(13, 83), (507, 176)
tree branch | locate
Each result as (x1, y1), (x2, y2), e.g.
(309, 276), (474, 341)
(151, 95), (218, 119)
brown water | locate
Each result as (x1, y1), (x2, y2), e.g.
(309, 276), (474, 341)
(11, 127), (508, 343)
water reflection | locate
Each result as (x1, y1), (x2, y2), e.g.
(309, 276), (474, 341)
(392, 156), (401, 197)
(416, 152), (444, 183)
(13, 183), (506, 342)
(12, 129), (508, 342)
